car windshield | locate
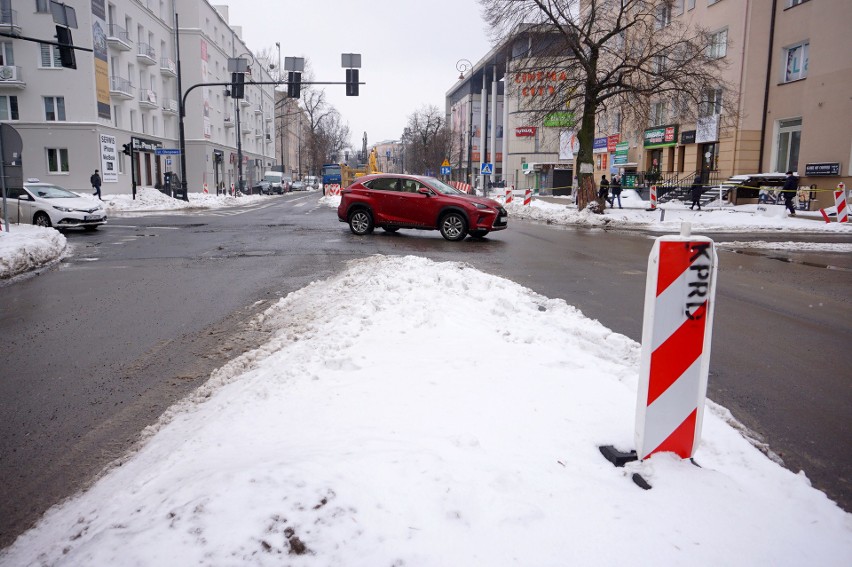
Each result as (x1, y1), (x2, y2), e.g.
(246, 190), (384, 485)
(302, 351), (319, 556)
(28, 185), (79, 199)
(420, 177), (465, 196)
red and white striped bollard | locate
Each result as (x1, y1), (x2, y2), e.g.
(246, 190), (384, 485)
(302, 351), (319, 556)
(835, 182), (848, 223)
(505, 186), (513, 204)
(524, 188), (532, 206)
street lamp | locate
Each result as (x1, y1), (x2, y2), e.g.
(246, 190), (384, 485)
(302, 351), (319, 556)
(456, 58), (472, 80)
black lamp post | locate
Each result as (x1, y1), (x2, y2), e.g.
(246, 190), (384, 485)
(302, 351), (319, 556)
(456, 59), (473, 186)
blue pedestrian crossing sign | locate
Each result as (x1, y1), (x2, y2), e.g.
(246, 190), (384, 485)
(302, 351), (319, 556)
(440, 166), (451, 175)
(481, 163), (493, 175)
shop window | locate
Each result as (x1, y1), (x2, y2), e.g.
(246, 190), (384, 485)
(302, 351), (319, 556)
(783, 41), (809, 82)
(774, 118), (801, 173)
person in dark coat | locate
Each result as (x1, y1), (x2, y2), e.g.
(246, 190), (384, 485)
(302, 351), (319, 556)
(610, 175), (622, 208)
(690, 175), (703, 210)
(90, 170), (102, 199)
(782, 170), (798, 216)
(598, 175), (610, 204)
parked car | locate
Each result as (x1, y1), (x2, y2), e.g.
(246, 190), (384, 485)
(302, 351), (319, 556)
(1, 180), (106, 230)
(252, 180), (273, 195)
(290, 181), (305, 191)
(337, 173), (508, 241)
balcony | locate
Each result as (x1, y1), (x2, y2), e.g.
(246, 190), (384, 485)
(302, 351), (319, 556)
(0, 65), (25, 89)
(136, 42), (156, 65)
(254, 129), (263, 138)
(223, 115), (234, 128)
(240, 96), (250, 107)
(159, 57), (176, 77)
(162, 98), (178, 114)
(107, 24), (131, 51)
(0, 9), (21, 36)
(241, 123), (251, 134)
(139, 88), (158, 109)
(254, 105), (263, 114)
(109, 76), (134, 99)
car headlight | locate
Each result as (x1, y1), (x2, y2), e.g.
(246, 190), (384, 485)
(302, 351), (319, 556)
(53, 206), (73, 212)
(473, 203), (489, 210)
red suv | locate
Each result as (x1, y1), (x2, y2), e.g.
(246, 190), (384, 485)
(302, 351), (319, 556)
(337, 174), (508, 241)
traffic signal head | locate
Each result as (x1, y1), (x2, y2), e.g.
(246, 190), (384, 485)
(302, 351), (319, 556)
(122, 143), (132, 156)
(287, 71), (301, 98)
(55, 26), (76, 69)
(346, 68), (359, 96)
(231, 72), (245, 99)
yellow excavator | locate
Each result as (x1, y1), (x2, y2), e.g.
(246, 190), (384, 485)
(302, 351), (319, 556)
(340, 148), (382, 187)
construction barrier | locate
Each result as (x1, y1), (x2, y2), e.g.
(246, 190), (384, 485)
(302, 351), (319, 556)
(524, 188), (532, 206)
(230, 183), (235, 195)
(203, 183), (208, 194)
(449, 181), (473, 194)
(505, 187), (513, 204)
(648, 185), (658, 210)
(635, 224), (717, 460)
(835, 182), (848, 223)
(326, 184), (341, 196)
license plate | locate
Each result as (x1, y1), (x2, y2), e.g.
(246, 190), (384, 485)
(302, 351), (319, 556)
(84, 215), (102, 221)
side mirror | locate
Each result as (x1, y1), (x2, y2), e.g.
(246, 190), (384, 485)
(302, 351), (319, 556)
(417, 187), (431, 196)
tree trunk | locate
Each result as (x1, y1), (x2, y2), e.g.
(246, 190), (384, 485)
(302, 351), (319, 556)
(575, 90), (602, 212)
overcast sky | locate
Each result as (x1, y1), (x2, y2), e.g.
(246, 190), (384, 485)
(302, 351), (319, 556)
(224, 0), (494, 148)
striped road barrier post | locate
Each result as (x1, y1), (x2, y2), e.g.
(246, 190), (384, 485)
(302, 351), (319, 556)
(505, 187), (513, 204)
(647, 185), (658, 211)
(835, 182), (848, 223)
(635, 223), (718, 460)
(524, 188), (532, 206)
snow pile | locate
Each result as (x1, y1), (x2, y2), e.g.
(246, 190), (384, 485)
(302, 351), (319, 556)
(0, 224), (66, 281)
(105, 187), (270, 212)
(2, 256), (849, 566)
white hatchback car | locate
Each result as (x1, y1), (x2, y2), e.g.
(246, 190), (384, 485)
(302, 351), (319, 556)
(1, 180), (107, 230)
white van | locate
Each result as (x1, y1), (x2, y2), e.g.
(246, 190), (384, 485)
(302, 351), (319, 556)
(263, 171), (284, 194)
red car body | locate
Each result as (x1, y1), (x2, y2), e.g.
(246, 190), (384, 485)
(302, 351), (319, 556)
(337, 174), (508, 241)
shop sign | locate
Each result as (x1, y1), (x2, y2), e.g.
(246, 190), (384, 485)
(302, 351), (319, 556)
(514, 70), (569, 97)
(543, 111), (576, 128)
(680, 130), (696, 145)
(614, 141), (629, 165)
(805, 162), (841, 176)
(696, 115), (719, 144)
(643, 125), (678, 148)
(515, 126), (537, 137)
(593, 137), (608, 154)
(607, 134), (621, 152)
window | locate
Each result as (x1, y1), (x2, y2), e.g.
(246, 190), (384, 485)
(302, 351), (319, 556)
(0, 41), (13, 65)
(708, 0), (721, 5)
(775, 118), (801, 173)
(651, 101), (666, 126)
(673, 0), (684, 15)
(653, 55), (666, 74)
(783, 41), (809, 82)
(46, 148), (69, 173)
(688, 0), (695, 9)
(0, 95), (18, 120)
(613, 112), (622, 133)
(39, 43), (62, 68)
(787, 0), (808, 6)
(36, 0), (50, 13)
(655, 3), (672, 29)
(44, 96), (66, 121)
(707, 29), (728, 59)
(699, 88), (723, 116)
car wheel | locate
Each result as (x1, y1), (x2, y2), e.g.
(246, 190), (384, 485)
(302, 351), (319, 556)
(382, 226), (399, 233)
(84, 225), (99, 231)
(33, 212), (52, 228)
(348, 209), (374, 235)
(439, 212), (468, 241)
(468, 229), (489, 239)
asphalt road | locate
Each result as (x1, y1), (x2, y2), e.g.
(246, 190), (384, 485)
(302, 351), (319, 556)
(1, 193), (850, 548)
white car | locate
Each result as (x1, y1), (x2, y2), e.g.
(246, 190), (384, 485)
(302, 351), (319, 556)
(1, 181), (107, 230)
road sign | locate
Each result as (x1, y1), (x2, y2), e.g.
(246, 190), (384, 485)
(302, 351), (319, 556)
(440, 166), (451, 175)
(481, 163), (493, 175)
(165, 158), (172, 166)
(441, 159), (450, 167)
(155, 148), (181, 155)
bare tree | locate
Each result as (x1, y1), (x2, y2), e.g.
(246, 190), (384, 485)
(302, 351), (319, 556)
(480, 0), (736, 210)
(401, 105), (454, 175)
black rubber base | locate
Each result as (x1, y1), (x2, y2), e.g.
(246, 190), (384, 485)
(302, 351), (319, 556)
(598, 445), (638, 467)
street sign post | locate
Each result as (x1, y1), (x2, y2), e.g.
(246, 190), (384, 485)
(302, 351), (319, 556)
(155, 148), (181, 155)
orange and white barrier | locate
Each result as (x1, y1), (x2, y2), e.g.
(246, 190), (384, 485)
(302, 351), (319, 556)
(326, 184), (341, 196)
(448, 181), (473, 194)
(635, 225), (717, 460)
(230, 182), (235, 195)
(505, 187), (513, 204)
(524, 188), (532, 206)
(203, 183), (208, 194)
(835, 182), (848, 223)
(649, 185), (658, 210)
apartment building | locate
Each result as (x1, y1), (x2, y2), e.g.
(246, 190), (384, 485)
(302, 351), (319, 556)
(0, 0), (276, 196)
(447, 0), (851, 206)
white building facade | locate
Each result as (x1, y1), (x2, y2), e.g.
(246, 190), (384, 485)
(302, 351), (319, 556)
(0, 0), (276, 196)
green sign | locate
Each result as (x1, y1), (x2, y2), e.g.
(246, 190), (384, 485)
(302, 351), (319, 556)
(643, 125), (678, 148)
(614, 142), (629, 165)
(621, 173), (638, 188)
(543, 111), (576, 128)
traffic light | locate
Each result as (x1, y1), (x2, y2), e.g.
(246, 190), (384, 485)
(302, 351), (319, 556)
(287, 71), (301, 98)
(231, 72), (245, 99)
(346, 68), (359, 96)
(55, 26), (76, 69)
(122, 143), (132, 156)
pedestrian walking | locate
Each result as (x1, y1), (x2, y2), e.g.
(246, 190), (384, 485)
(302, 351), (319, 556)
(90, 169), (102, 199)
(598, 175), (610, 205)
(610, 175), (623, 208)
(690, 175), (703, 210)
(782, 170), (798, 216)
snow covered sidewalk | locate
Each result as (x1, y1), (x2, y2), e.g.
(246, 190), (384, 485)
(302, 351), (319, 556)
(1, 255), (849, 566)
